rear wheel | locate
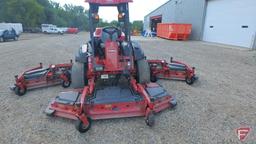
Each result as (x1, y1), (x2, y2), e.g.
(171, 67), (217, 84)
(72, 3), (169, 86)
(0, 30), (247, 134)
(137, 59), (150, 84)
(75, 118), (91, 133)
(14, 86), (27, 96)
(14, 36), (18, 41)
(71, 62), (88, 88)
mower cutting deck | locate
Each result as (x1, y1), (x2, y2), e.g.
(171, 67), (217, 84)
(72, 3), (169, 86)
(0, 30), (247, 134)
(10, 61), (72, 96)
(46, 78), (177, 132)
(148, 57), (198, 85)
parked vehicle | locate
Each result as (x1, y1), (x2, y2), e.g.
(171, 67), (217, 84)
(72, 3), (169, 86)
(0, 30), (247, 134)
(67, 28), (79, 34)
(59, 27), (68, 33)
(41, 24), (64, 34)
(0, 23), (23, 35)
(0, 28), (19, 42)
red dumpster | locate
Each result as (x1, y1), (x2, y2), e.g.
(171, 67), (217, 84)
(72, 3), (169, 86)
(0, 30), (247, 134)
(157, 23), (192, 40)
(67, 28), (79, 34)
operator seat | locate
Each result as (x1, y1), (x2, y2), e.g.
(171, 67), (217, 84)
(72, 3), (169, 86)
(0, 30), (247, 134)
(97, 27), (122, 57)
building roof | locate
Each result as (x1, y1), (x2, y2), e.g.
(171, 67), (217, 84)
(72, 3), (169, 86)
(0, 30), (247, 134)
(145, 0), (171, 18)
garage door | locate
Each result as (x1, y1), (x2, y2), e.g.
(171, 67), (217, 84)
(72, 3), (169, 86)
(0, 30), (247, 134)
(203, 0), (256, 48)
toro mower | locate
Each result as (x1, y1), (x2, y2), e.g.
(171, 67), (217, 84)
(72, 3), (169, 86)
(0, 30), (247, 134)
(45, 0), (177, 133)
(148, 57), (198, 85)
(10, 61), (72, 96)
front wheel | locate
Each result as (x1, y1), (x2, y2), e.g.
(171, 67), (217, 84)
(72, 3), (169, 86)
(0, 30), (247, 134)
(137, 59), (150, 84)
(75, 118), (92, 133)
(14, 86), (27, 96)
(71, 62), (88, 88)
(14, 36), (18, 41)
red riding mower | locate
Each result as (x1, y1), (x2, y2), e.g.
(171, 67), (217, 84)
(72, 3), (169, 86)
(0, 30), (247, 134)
(45, 0), (177, 133)
(10, 61), (72, 96)
(148, 57), (198, 85)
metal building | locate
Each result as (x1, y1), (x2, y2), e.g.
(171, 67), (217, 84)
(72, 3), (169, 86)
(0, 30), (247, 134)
(144, 0), (256, 49)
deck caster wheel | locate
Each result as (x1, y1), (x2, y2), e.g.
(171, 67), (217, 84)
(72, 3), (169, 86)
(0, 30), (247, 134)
(75, 118), (91, 133)
(14, 86), (27, 96)
(145, 111), (155, 127)
(45, 108), (55, 117)
(170, 97), (177, 110)
(185, 76), (195, 85)
(62, 80), (71, 88)
(150, 75), (157, 82)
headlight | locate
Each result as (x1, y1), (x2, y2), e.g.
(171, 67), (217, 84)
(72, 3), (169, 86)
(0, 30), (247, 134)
(81, 44), (87, 53)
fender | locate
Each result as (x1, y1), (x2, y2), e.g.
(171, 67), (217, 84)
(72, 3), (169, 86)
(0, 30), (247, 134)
(75, 43), (91, 63)
(131, 41), (145, 61)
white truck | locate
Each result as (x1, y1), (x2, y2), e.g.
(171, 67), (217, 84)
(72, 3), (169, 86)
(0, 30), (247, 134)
(0, 23), (23, 35)
(41, 24), (64, 34)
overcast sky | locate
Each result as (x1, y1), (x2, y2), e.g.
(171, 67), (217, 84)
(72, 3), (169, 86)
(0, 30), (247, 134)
(51, 0), (169, 21)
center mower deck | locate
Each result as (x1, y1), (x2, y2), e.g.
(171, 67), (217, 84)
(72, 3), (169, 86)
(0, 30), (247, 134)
(45, 82), (177, 131)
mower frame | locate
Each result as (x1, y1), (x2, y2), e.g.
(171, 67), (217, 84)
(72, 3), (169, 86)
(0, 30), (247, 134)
(45, 0), (177, 133)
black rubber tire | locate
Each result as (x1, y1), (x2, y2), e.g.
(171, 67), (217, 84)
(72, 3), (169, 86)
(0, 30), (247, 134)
(14, 86), (27, 96)
(62, 80), (71, 88)
(137, 59), (150, 84)
(61, 71), (71, 88)
(150, 74), (157, 82)
(75, 118), (91, 133)
(45, 109), (55, 117)
(145, 111), (155, 127)
(185, 76), (194, 85)
(71, 62), (88, 88)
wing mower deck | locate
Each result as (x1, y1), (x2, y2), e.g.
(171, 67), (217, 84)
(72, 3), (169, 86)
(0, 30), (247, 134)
(148, 57), (198, 85)
(10, 61), (72, 96)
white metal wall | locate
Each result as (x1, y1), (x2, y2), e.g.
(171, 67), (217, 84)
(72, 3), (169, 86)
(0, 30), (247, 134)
(203, 0), (256, 48)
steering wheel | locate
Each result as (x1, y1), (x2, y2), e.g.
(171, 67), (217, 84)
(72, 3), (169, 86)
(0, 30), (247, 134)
(102, 27), (122, 41)
(102, 27), (119, 35)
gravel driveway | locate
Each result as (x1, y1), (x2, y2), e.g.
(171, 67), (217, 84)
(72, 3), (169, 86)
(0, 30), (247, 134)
(0, 33), (255, 144)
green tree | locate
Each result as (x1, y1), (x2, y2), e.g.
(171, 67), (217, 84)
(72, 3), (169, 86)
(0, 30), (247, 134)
(132, 20), (143, 32)
(2, 0), (44, 27)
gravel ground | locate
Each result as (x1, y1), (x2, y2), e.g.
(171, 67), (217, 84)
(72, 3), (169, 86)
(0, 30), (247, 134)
(0, 33), (255, 144)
